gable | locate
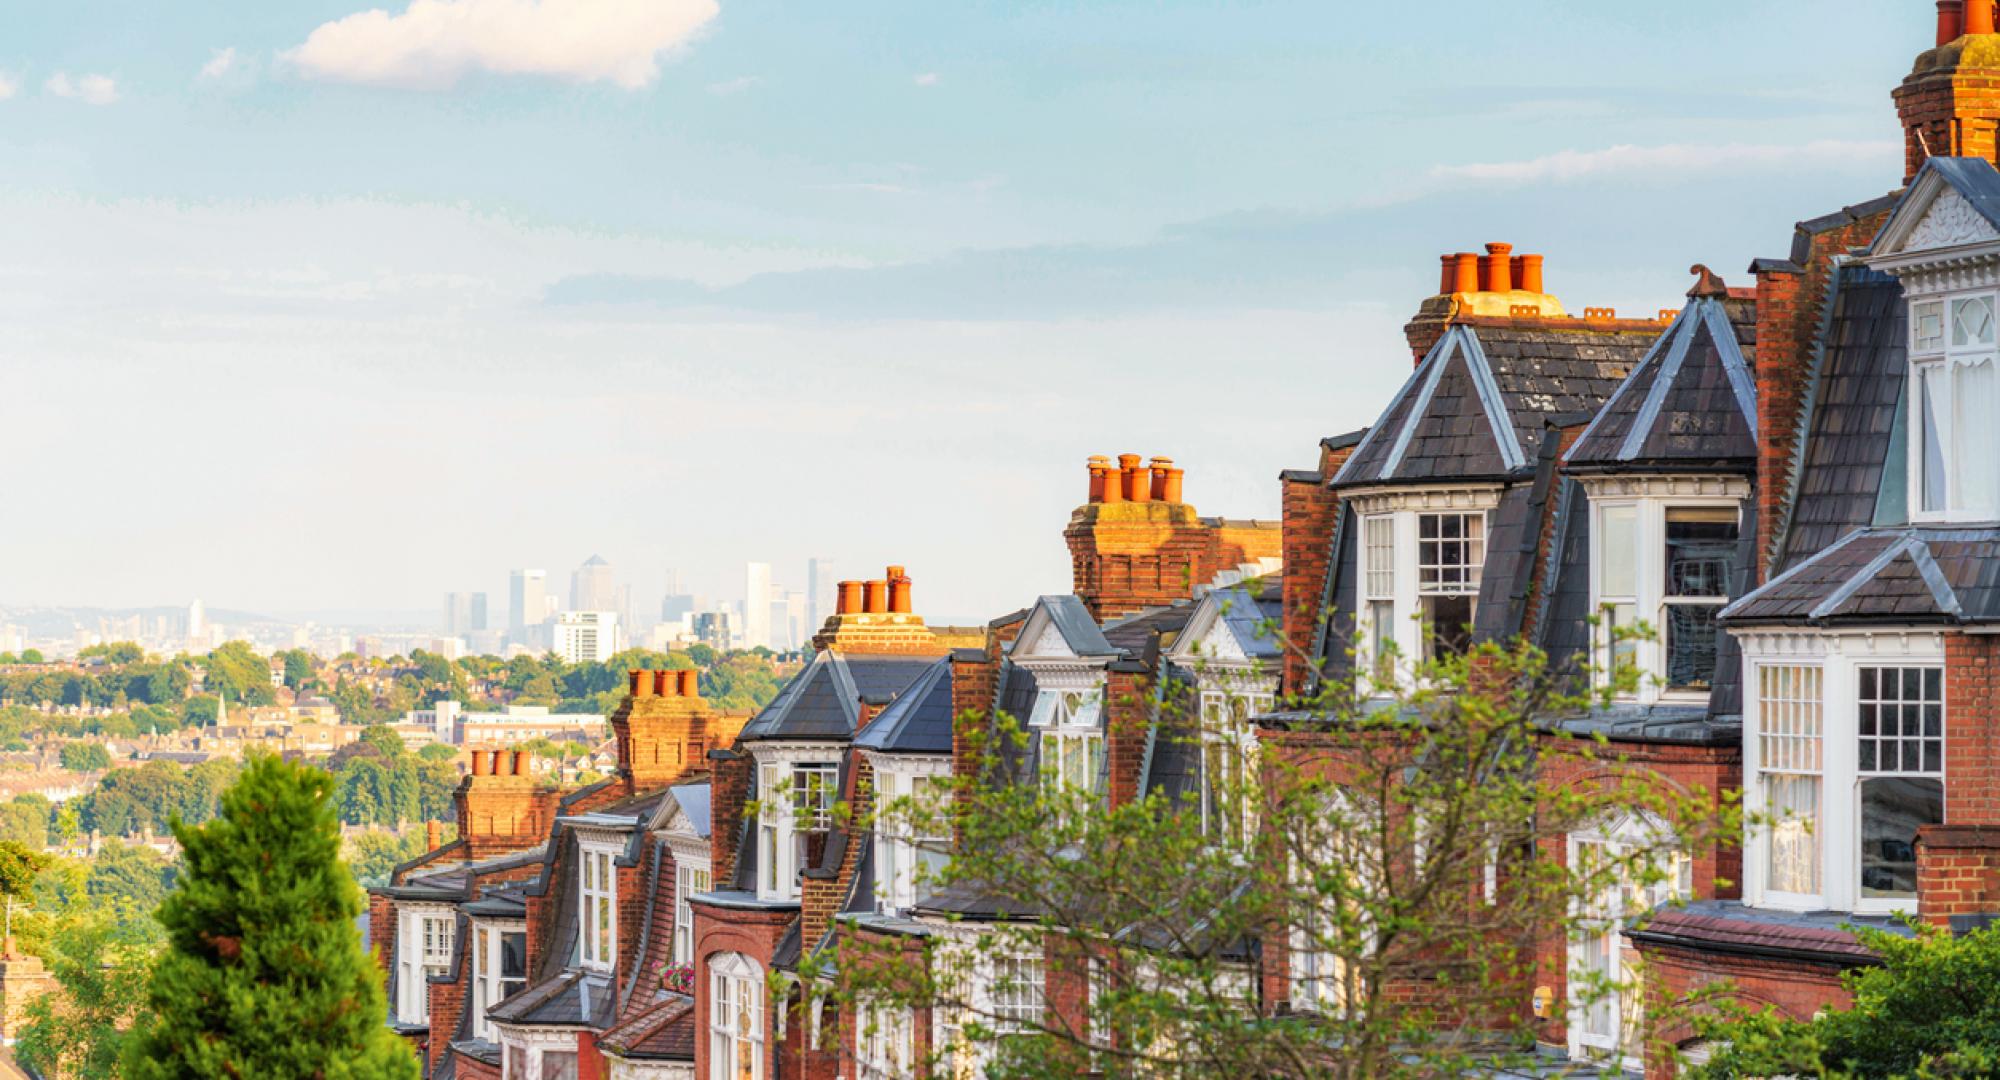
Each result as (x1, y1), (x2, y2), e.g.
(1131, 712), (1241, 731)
(1904, 187), (2000, 250)
(1009, 595), (1115, 660)
(1871, 158), (2000, 261)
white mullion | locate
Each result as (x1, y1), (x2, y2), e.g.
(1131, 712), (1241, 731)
(1821, 657), (1857, 912)
(1393, 511), (1419, 660)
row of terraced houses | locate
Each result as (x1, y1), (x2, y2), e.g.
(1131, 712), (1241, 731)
(370, 6), (2000, 1077)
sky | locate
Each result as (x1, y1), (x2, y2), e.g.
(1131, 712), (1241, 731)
(0, 0), (1929, 624)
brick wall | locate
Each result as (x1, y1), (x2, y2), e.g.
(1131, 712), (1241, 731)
(427, 934), (470, 1073)
(369, 892), (396, 975)
(1915, 634), (2000, 924)
(1104, 663), (1150, 809)
(1894, 51), (2000, 182)
(1278, 439), (1356, 701)
(708, 749), (751, 889)
(691, 901), (796, 1080)
(1640, 944), (1851, 1079)
(1064, 501), (1280, 620)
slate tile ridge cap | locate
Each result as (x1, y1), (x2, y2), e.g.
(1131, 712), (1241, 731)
(1719, 530), (1872, 621)
(1563, 304), (1686, 465)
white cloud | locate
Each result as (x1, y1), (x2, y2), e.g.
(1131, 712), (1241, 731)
(706, 75), (759, 95)
(913, 72), (940, 87)
(44, 73), (118, 105)
(200, 47), (238, 80)
(0, 73), (16, 100)
(286, 0), (720, 91)
(1432, 139), (1898, 184)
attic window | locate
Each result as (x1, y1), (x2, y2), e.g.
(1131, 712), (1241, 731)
(1909, 293), (2000, 521)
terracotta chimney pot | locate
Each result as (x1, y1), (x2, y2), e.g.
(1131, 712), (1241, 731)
(426, 820), (442, 851)
(865, 580), (888, 614)
(1163, 468), (1184, 503)
(1100, 465), (1125, 504)
(1518, 254), (1545, 294)
(1453, 252), (1480, 294)
(1942, 0), (1966, 44)
(511, 749), (529, 776)
(1438, 254), (1456, 295)
(1484, 242), (1515, 292)
(679, 669), (699, 697)
(837, 580), (863, 615)
(655, 669), (677, 696)
(629, 669), (652, 697)
(1148, 457), (1174, 501)
(1970, 0), (1994, 35)
(472, 749), (491, 776)
(1118, 453), (1149, 503)
(1087, 456), (1110, 503)
(887, 566), (913, 614)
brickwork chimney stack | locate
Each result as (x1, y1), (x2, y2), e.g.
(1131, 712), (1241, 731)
(1897, 0), (2000, 180)
(609, 668), (713, 795)
(1064, 452), (1281, 619)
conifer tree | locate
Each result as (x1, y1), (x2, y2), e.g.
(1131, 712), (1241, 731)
(124, 753), (419, 1080)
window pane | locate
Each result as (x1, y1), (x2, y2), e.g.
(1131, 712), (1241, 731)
(1858, 665), (1944, 781)
(1921, 364), (1950, 513)
(1764, 773), (1822, 895)
(1956, 357), (1998, 517)
(1664, 604), (1720, 691)
(540, 1050), (578, 1080)
(1363, 516), (1394, 600)
(1417, 512), (1483, 594)
(1953, 294), (1995, 347)
(1598, 505), (1638, 598)
(1665, 509), (1737, 598)
(1421, 595), (1475, 660)
(1860, 777), (1942, 900)
(501, 931), (526, 979)
(1914, 300), (1944, 351)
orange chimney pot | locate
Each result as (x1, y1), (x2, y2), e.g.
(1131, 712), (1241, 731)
(836, 580), (862, 615)
(511, 749), (529, 776)
(1942, 0), (1966, 43)
(886, 566), (912, 614)
(1453, 252), (1480, 294)
(1518, 253), (1544, 294)
(1438, 255), (1456, 295)
(1163, 467), (1184, 503)
(679, 669), (698, 697)
(426, 820), (442, 851)
(629, 669), (652, 697)
(471, 749), (491, 776)
(1484, 242), (1514, 292)
(653, 669), (675, 696)
(1118, 453), (1148, 503)
(1148, 457), (1174, 501)
(1970, 0), (1994, 34)
(1086, 455), (1110, 503)
(864, 580), (888, 614)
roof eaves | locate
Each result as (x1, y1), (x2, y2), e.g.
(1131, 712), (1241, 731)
(1905, 539), (1967, 620)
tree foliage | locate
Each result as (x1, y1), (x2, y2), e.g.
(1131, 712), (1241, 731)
(15, 920), (151, 1079)
(59, 742), (111, 772)
(123, 753), (420, 1079)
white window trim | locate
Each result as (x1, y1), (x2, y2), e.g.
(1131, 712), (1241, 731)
(494, 1022), (581, 1080)
(860, 750), (953, 915)
(1581, 476), (1749, 706)
(578, 836), (622, 971)
(1906, 290), (2000, 523)
(708, 952), (766, 1080)
(1564, 814), (1692, 1070)
(673, 856), (712, 968)
(1019, 666), (1108, 798)
(471, 917), (528, 1042)
(749, 742), (842, 902)
(395, 902), (455, 1026)
(1737, 629), (1946, 914)
(1346, 485), (1503, 690)
(1195, 684), (1271, 842)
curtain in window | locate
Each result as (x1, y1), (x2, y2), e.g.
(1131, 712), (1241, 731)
(1956, 357), (1997, 517)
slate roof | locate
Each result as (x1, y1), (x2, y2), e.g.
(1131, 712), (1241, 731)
(1334, 322), (1651, 488)
(1008, 595), (1118, 658)
(1176, 582), (1284, 663)
(1722, 526), (2000, 626)
(599, 994), (697, 1061)
(1626, 900), (1907, 966)
(1774, 264), (1908, 571)
(487, 968), (618, 1028)
(1566, 296), (1759, 472)
(735, 651), (937, 743)
(668, 782), (711, 839)
(1100, 603), (1194, 657)
(851, 658), (955, 756)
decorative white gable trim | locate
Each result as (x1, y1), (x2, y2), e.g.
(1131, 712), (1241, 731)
(1869, 170), (2000, 296)
(1907, 188), (1999, 250)
(1577, 474), (1751, 501)
(1027, 620), (1070, 658)
(1342, 483), (1504, 516)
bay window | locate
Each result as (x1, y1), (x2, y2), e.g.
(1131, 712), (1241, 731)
(1416, 511), (1482, 660)
(1197, 689), (1270, 842)
(472, 921), (528, 1040)
(1587, 481), (1745, 702)
(1350, 489), (1501, 690)
(1743, 636), (1946, 913)
(1362, 514), (1396, 682)
(1908, 293), (2000, 521)
(709, 952), (765, 1080)
(871, 759), (953, 914)
(579, 843), (618, 970)
(753, 753), (839, 901)
(498, 1026), (583, 1080)
(395, 904), (454, 1024)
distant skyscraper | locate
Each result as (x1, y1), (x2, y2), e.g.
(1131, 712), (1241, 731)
(744, 562), (773, 650)
(443, 592), (485, 636)
(807, 558), (836, 633)
(571, 555), (617, 613)
(470, 592), (488, 632)
(187, 599), (206, 640)
(510, 569), (547, 644)
(553, 611), (620, 663)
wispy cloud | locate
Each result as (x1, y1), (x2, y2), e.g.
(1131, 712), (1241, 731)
(199, 47), (239, 81)
(0, 73), (16, 101)
(913, 72), (940, 87)
(706, 75), (760, 96)
(285, 0), (720, 91)
(44, 73), (118, 105)
(1432, 139), (1897, 184)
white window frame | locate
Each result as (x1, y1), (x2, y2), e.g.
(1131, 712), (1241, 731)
(1196, 687), (1271, 843)
(395, 903), (455, 1025)
(988, 952), (1046, 1034)
(1564, 815), (1692, 1070)
(1739, 630), (1946, 915)
(1908, 291), (2000, 523)
(1583, 478), (1749, 706)
(1032, 685), (1105, 797)
(749, 743), (841, 902)
(471, 918), (528, 1041)
(856, 999), (915, 1080)
(496, 1023), (581, 1080)
(708, 952), (765, 1080)
(578, 839), (620, 971)
(1345, 486), (1502, 693)
(674, 857), (711, 967)
(863, 752), (953, 915)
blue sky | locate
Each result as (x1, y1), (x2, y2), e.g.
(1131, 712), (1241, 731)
(0, 0), (1929, 623)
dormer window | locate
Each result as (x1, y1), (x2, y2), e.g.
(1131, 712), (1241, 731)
(753, 750), (839, 901)
(1909, 292), (2000, 521)
(578, 842), (618, 970)
(1350, 487), (1501, 687)
(1032, 688), (1104, 796)
(1584, 479), (1746, 704)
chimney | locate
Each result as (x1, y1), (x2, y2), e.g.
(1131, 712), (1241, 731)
(611, 665), (713, 794)
(425, 820), (442, 851)
(1087, 456), (1110, 503)
(1453, 252), (1480, 294)
(1483, 242), (1515, 292)
(1517, 253), (1545, 294)
(1971, 0), (1994, 36)
(471, 750), (491, 777)
(886, 566), (913, 614)
(1100, 460), (1125, 504)
(1148, 457), (1174, 501)
(678, 669), (699, 697)
(1163, 467), (1184, 503)
(1942, 0), (1966, 44)
(1438, 255), (1456, 295)
(864, 580), (888, 614)
(510, 749), (528, 776)
(1119, 453), (1149, 503)
(836, 581), (863, 615)
(630, 669), (655, 698)
(653, 669), (676, 696)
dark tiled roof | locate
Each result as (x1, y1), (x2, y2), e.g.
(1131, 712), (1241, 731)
(1723, 527), (2000, 626)
(1775, 265), (1907, 571)
(852, 658), (954, 755)
(1471, 481), (1544, 644)
(486, 968), (618, 1028)
(1307, 503), (1359, 693)
(1100, 603), (1193, 657)
(1010, 595), (1117, 658)
(1628, 900), (1905, 965)
(600, 995), (697, 1061)
(1532, 478), (1593, 682)
(736, 652), (937, 743)
(1566, 297), (1758, 472)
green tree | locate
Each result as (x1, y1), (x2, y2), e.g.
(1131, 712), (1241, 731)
(415, 742), (458, 763)
(79, 642), (145, 665)
(21, 649), (44, 663)
(59, 742), (111, 773)
(202, 642), (276, 707)
(86, 841), (175, 918)
(123, 754), (420, 1079)
(278, 649), (315, 690)
(343, 826), (454, 889)
(0, 794), (53, 849)
(15, 920), (151, 1079)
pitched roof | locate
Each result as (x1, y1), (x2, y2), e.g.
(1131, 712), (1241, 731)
(735, 651), (937, 743)
(1565, 296), (1758, 472)
(599, 995), (696, 1061)
(1008, 595), (1119, 660)
(851, 658), (955, 756)
(1868, 156), (2000, 260)
(1334, 322), (1651, 488)
(486, 968), (618, 1028)
(1722, 527), (2000, 626)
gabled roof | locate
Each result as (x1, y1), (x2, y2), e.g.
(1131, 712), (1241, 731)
(735, 651), (936, 743)
(487, 968), (618, 1029)
(599, 994), (696, 1061)
(1008, 595), (1119, 660)
(1166, 584), (1283, 665)
(649, 781), (710, 839)
(851, 657), (955, 756)
(1333, 322), (1650, 488)
(1721, 526), (2000, 626)
(1868, 156), (2000, 262)
(1566, 296), (1758, 472)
